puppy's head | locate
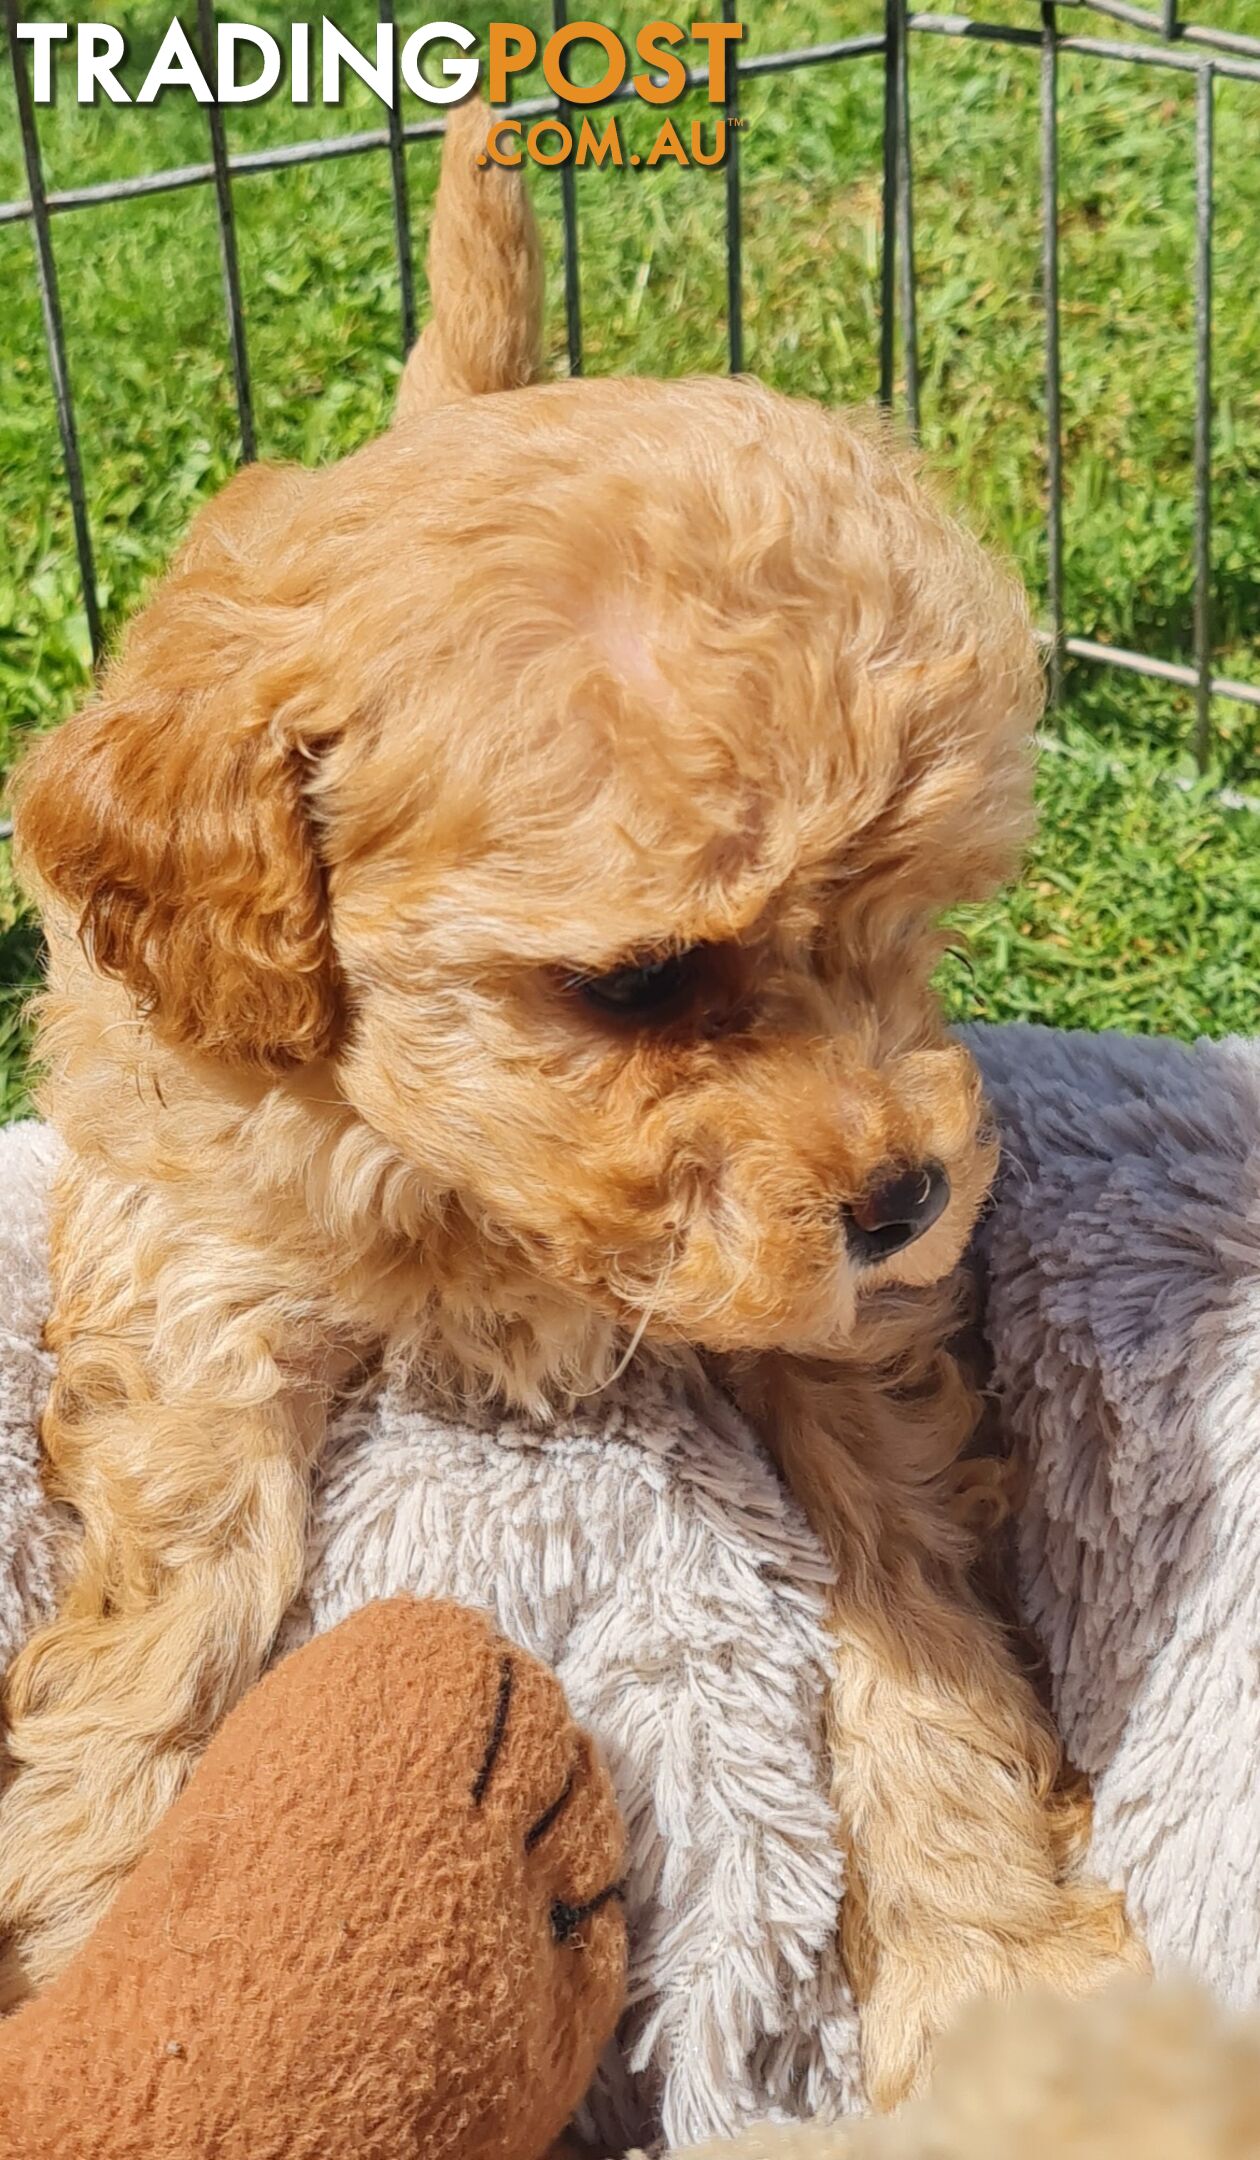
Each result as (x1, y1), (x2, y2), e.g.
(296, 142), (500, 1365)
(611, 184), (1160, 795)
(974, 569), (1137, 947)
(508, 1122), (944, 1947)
(16, 375), (1040, 1363)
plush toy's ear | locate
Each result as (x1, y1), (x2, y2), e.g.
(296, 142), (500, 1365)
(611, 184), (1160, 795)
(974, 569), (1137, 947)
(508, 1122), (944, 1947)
(12, 465), (343, 1073)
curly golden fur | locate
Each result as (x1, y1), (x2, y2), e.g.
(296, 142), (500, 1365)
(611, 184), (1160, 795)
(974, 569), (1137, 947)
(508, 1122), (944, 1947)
(2, 101), (1143, 2094)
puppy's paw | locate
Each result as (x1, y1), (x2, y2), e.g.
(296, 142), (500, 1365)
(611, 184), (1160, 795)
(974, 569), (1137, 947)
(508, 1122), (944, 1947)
(0, 1694), (188, 2012)
(859, 1876), (1148, 2112)
(0, 1758), (164, 2013)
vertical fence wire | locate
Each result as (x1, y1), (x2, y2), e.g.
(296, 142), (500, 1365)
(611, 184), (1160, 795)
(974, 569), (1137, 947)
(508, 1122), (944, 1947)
(1041, 4), (1065, 706)
(880, 0), (899, 406)
(550, 0), (583, 376)
(1193, 62), (1214, 765)
(894, 0), (920, 433)
(4, 1), (103, 662)
(196, 0), (256, 462)
(380, 0), (416, 355)
(723, 0), (744, 373)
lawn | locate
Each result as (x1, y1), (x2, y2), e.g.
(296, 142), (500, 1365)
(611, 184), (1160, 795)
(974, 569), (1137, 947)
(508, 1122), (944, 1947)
(1, 0), (1258, 1120)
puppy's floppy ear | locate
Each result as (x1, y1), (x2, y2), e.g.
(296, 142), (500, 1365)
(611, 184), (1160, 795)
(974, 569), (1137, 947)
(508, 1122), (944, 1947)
(12, 464), (342, 1073)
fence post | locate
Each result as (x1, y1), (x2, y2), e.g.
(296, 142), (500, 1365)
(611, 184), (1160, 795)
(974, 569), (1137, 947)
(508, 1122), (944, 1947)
(381, 0), (417, 356)
(1041, 3), (1065, 708)
(879, 0), (899, 407)
(550, 0), (583, 377)
(1193, 62), (1214, 767)
(196, 0), (256, 463)
(4, 0), (103, 662)
(881, 0), (920, 434)
(893, 0), (919, 433)
(723, 0), (743, 373)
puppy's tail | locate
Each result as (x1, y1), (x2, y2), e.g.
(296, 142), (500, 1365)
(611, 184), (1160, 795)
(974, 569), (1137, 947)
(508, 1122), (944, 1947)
(396, 97), (543, 421)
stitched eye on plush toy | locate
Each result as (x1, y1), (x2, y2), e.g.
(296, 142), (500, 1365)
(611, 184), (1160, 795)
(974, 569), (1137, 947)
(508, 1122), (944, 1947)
(571, 948), (704, 1019)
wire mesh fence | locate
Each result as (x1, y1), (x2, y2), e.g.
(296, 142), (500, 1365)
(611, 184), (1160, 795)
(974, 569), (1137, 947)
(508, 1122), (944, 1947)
(2, 0), (1258, 856)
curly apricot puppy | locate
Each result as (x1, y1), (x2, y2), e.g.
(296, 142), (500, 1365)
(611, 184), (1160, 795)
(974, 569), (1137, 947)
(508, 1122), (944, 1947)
(4, 101), (1143, 2095)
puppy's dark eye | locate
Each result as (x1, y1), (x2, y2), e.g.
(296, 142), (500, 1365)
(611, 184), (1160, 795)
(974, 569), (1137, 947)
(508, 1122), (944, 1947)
(573, 950), (700, 1019)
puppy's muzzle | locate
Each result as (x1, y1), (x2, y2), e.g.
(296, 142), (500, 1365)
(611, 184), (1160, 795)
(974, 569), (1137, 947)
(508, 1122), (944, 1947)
(842, 1162), (950, 1266)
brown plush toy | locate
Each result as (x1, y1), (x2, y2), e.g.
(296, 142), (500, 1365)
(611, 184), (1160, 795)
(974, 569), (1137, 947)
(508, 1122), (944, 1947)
(5, 1600), (1260, 2160)
(0, 1598), (627, 2160)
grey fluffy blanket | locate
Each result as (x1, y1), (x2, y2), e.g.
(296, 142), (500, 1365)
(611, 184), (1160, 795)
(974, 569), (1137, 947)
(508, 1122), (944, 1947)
(1, 1024), (1258, 2145)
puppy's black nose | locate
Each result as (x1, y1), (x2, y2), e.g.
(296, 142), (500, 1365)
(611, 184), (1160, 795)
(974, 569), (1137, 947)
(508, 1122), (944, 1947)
(842, 1162), (950, 1265)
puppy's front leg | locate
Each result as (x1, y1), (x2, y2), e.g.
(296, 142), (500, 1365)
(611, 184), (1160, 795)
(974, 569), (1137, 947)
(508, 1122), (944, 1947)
(732, 1347), (1146, 2111)
(0, 1207), (333, 2006)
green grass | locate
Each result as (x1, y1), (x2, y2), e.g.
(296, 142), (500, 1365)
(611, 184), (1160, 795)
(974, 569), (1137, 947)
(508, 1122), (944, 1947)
(2, 0), (1258, 1120)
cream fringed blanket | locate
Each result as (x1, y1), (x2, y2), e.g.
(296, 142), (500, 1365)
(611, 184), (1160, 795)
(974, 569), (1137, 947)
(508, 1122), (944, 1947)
(2, 1024), (1259, 2146)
